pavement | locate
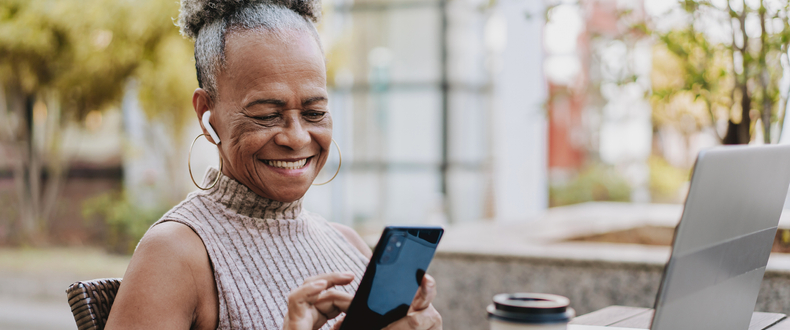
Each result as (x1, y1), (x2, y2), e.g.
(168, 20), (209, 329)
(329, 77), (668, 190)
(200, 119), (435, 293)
(0, 248), (130, 330)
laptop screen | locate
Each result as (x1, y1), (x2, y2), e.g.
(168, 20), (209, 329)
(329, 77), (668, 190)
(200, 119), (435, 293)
(651, 145), (790, 330)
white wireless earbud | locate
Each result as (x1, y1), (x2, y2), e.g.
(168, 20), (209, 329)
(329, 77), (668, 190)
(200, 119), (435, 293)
(202, 111), (221, 144)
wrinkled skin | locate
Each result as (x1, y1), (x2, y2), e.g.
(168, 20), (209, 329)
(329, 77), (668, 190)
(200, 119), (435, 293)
(194, 28), (332, 203)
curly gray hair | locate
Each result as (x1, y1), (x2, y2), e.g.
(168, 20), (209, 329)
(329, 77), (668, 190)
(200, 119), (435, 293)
(178, 0), (323, 99)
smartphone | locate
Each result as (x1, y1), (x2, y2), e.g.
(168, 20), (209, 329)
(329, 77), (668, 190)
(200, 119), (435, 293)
(339, 226), (444, 330)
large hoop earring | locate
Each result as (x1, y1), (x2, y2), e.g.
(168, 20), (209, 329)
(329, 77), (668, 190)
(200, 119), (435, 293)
(189, 133), (223, 190)
(312, 139), (342, 186)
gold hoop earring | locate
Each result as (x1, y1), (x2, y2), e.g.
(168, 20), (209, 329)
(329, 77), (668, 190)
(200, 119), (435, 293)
(189, 133), (224, 190)
(312, 138), (342, 186)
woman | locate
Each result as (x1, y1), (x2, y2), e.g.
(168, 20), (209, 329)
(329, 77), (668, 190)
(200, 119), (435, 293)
(104, 0), (442, 329)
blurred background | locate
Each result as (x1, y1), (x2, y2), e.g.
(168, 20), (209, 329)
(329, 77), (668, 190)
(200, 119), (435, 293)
(4, 0), (790, 329)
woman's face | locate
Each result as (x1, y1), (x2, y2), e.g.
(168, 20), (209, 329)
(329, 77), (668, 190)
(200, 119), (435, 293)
(194, 28), (331, 202)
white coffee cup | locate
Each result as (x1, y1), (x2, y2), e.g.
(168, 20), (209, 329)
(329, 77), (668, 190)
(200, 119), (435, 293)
(487, 293), (575, 330)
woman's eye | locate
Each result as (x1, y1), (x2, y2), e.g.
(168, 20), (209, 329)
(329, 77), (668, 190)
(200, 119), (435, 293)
(256, 114), (279, 121)
(305, 111), (326, 120)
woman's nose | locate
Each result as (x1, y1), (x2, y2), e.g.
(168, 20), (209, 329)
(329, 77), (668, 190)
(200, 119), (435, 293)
(274, 116), (311, 150)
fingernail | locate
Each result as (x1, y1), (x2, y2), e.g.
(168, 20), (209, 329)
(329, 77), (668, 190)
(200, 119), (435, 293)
(313, 280), (327, 288)
(341, 272), (354, 277)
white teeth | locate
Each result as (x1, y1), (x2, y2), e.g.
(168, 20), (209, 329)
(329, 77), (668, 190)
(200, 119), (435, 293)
(265, 158), (308, 169)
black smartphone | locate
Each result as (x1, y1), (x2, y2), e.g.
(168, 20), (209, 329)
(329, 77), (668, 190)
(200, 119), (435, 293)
(339, 226), (444, 330)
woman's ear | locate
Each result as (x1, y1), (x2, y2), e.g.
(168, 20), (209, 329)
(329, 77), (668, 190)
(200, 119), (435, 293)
(193, 88), (219, 145)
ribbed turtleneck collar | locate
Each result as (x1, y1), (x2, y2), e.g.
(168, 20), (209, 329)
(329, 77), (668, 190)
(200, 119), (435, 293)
(198, 167), (303, 220)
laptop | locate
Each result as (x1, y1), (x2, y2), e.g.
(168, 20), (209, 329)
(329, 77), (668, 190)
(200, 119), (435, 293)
(568, 145), (790, 330)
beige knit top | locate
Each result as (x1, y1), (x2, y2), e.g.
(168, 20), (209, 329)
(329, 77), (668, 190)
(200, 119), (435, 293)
(153, 168), (368, 329)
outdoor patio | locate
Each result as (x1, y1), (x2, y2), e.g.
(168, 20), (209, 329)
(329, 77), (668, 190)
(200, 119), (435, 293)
(7, 202), (790, 330)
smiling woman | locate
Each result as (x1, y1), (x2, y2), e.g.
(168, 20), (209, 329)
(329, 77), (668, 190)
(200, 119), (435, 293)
(103, 0), (443, 330)
(205, 26), (332, 202)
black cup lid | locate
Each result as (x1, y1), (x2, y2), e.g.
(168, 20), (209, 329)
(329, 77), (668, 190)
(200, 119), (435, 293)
(487, 293), (574, 324)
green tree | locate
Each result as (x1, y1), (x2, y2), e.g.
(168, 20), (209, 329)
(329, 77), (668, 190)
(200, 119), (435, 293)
(0, 0), (196, 243)
(652, 0), (790, 145)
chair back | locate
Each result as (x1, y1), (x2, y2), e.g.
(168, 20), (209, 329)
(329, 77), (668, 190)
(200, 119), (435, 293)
(66, 278), (122, 330)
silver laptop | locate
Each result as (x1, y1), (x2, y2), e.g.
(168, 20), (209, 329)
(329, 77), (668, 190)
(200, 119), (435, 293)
(569, 145), (790, 330)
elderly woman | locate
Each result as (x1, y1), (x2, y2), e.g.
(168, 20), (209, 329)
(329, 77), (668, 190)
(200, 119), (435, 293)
(104, 0), (442, 329)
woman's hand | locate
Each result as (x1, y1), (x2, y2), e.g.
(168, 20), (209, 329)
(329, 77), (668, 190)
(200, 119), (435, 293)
(382, 274), (442, 330)
(283, 272), (355, 330)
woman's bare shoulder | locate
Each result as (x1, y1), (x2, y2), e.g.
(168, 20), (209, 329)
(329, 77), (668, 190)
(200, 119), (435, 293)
(105, 221), (218, 329)
(130, 222), (211, 278)
(329, 222), (373, 259)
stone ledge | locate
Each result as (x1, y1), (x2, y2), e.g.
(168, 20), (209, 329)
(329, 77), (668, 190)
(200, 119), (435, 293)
(431, 202), (790, 275)
(436, 243), (790, 276)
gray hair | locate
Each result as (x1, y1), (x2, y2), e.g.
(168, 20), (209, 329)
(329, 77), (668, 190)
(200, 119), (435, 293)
(178, 0), (323, 99)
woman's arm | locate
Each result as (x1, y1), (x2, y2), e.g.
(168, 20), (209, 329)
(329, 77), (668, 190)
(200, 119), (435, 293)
(105, 222), (218, 330)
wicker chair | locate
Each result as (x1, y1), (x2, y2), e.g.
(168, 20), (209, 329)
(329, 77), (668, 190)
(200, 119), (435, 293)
(66, 278), (123, 330)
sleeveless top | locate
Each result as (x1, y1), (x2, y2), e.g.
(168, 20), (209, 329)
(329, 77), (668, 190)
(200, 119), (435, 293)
(152, 168), (369, 329)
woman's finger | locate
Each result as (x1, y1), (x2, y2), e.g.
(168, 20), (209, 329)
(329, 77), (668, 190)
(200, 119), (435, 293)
(289, 280), (328, 308)
(285, 280), (329, 330)
(382, 305), (442, 330)
(330, 314), (346, 330)
(314, 289), (354, 319)
(303, 272), (355, 289)
(284, 273), (356, 330)
(409, 274), (437, 312)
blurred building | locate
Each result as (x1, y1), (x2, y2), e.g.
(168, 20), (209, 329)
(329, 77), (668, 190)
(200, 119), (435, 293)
(299, 0), (547, 228)
(4, 0), (662, 235)
(545, 0), (653, 203)
(5, 0), (559, 238)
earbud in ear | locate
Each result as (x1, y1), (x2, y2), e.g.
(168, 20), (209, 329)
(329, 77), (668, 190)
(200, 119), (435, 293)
(202, 111), (221, 144)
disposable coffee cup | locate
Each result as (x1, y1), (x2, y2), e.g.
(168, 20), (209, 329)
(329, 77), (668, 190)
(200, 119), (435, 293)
(487, 293), (575, 330)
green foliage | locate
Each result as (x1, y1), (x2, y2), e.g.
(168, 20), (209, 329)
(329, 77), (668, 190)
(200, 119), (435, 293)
(648, 155), (691, 203)
(549, 163), (632, 207)
(651, 37), (729, 134)
(1, 0), (195, 244)
(0, 0), (195, 129)
(651, 0), (790, 144)
(82, 192), (167, 255)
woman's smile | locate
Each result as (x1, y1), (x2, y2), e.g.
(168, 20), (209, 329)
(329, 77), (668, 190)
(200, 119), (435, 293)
(260, 156), (314, 176)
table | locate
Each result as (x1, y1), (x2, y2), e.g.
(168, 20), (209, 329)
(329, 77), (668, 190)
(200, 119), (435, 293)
(570, 306), (790, 330)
